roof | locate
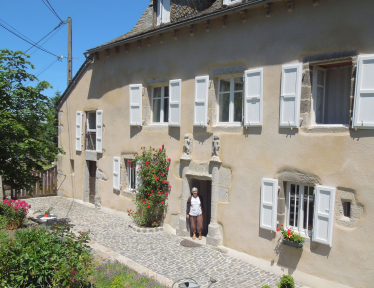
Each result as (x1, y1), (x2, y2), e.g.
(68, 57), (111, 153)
(87, 0), (266, 53)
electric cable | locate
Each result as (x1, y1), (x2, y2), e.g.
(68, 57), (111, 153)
(25, 58), (60, 85)
(41, 0), (63, 22)
(0, 20), (61, 58)
(25, 21), (65, 54)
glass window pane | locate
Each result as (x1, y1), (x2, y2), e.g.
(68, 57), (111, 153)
(315, 87), (324, 124)
(219, 93), (230, 122)
(234, 92), (243, 122)
(153, 87), (162, 98)
(220, 79), (231, 92)
(163, 97), (169, 123)
(88, 113), (96, 130)
(164, 86), (169, 98)
(152, 98), (161, 122)
(234, 77), (244, 91)
(317, 69), (325, 86)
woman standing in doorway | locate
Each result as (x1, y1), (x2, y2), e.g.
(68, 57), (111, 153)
(186, 187), (204, 240)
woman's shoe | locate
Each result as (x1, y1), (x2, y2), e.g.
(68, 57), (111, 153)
(199, 233), (202, 240)
(192, 233), (196, 240)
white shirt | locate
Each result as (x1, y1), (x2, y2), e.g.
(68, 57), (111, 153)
(189, 196), (202, 216)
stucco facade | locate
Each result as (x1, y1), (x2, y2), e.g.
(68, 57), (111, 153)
(57, 0), (374, 287)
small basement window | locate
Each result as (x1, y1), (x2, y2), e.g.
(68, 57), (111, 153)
(312, 62), (352, 125)
(343, 201), (351, 218)
(286, 183), (315, 236)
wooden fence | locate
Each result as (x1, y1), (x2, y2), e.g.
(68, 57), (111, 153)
(11, 166), (58, 199)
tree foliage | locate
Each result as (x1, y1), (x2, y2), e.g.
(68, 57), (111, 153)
(0, 49), (64, 193)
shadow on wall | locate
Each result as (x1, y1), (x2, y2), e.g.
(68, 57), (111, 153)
(278, 128), (297, 137)
(193, 126), (212, 143)
(350, 129), (374, 140)
(243, 127), (262, 137)
(168, 127), (180, 141)
(275, 238), (303, 271)
(130, 126), (142, 139)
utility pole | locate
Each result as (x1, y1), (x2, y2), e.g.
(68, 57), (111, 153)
(67, 17), (72, 85)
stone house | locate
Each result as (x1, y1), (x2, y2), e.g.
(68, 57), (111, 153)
(56, 0), (374, 287)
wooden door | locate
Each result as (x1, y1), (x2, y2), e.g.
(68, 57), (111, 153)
(88, 161), (96, 204)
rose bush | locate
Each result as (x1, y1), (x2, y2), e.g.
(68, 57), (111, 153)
(0, 199), (30, 229)
(128, 146), (171, 227)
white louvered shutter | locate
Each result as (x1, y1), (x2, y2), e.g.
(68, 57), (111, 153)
(352, 54), (374, 129)
(162, 0), (170, 23)
(193, 76), (209, 127)
(156, 0), (162, 25)
(313, 185), (336, 247)
(169, 79), (181, 127)
(75, 111), (82, 151)
(260, 178), (278, 232)
(113, 157), (120, 190)
(244, 68), (263, 127)
(129, 84), (143, 126)
(279, 64), (302, 128)
(135, 162), (142, 192)
(96, 110), (103, 153)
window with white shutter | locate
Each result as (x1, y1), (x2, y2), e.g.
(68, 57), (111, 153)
(75, 111), (82, 151)
(96, 110), (103, 153)
(113, 157), (120, 190)
(129, 84), (143, 126)
(194, 76), (209, 127)
(169, 79), (181, 127)
(352, 54), (374, 129)
(260, 178), (278, 232)
(312, 185), (336, 247)
(244, 68), (263, 127)
(280, 64), (302, 128)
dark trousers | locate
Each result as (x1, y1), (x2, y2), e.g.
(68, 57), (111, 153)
(190, 214), (203, 234)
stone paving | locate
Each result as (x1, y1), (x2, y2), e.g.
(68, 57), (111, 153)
(26, 196), (306, 288)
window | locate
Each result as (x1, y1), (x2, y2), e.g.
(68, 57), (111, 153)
(127, 161), (136, 190)
(343, 201), (351, 218)
(312, 63), (352, 125)
(223, 0), (242, 6)
(286, 183), (315, 236)
(152, 86), (169, 123)
(217, 77), (243, 124)
(157, 0), (170, 25)
(86, 111), (96, 150)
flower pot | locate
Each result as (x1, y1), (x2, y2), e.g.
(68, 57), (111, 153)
(44, 213), (49, 217)
(282, 239), (303, 249)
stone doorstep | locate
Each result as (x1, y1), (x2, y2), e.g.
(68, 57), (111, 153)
(87, 240), (174, 287)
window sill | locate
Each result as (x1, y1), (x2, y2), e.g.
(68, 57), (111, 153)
(301, 125), (349, 134)
(215, 123), (242, 127)
(143, 124), (169, 131)
(120, 189), (137, 199)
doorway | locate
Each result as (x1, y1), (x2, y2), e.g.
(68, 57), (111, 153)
(88, 161), (96, 204)
(191, 179), (211, 236)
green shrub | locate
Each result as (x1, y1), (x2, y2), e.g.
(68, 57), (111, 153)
(0, 222), (93, 287)
(277, 274), (295, 288)
(94, 261), (168, 288)
(0, 199), (31, 229)
(128, 146), (171, 227)
(261, 285), (272, 288)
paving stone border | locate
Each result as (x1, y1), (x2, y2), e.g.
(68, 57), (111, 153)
(129, 223), (164, 233)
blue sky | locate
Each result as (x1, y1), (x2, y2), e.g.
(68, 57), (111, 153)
(1, 0), (150, 97)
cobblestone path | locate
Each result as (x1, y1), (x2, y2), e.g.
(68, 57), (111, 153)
(26, 197), (306, 288)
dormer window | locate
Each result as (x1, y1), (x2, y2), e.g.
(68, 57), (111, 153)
(223, 0), (242, 6)
(157, 0), (170, 25)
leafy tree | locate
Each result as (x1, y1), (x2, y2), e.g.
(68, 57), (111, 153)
(0, 49), (64, 193)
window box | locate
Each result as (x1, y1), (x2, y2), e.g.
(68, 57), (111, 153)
(282, 239), (303, 249)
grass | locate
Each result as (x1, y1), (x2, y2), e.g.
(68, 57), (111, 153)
(93, 261), (169, 288)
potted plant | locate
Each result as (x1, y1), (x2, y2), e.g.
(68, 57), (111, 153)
(44, 207), (53, 217)
(277, 225), (305, 249)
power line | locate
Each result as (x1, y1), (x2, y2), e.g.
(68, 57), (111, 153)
(25, 21), (65, 54)
(25, 58), (61, 85)
(41, 0), (63, 22)
(28, 24), (65, 56)
(0, 19), (62, 58)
